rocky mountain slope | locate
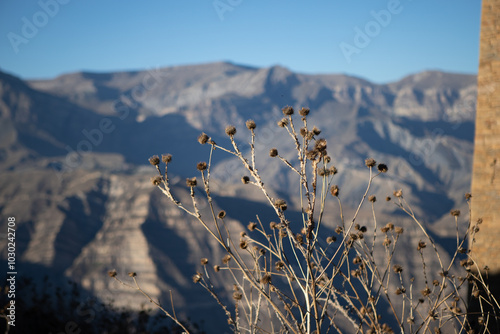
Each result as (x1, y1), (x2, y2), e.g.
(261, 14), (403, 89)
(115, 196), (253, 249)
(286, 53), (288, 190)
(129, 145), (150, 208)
(0, 62), (477, 331)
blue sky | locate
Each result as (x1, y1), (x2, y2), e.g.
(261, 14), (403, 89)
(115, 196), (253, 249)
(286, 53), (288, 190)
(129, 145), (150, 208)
(0, 0), (481, 83)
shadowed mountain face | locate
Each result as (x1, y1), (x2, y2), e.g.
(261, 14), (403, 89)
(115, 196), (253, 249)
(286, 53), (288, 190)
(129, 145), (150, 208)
(0, 62), (477, 332)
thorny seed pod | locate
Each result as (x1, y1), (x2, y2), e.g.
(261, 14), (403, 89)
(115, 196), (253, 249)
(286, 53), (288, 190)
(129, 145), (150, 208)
(151, 176), (162, 186)
(299, 107), (310, 116)
(377, 163), (388, 173)
(186, 177), (197, 187)
(246, 119), (256, 130)
(218, 210), (226, 219)
(260, 273), (272, 285)
(233, 291), (243, 301)
(200, 258), (208, 265)
(269, 148), (278, 157)
(241, 176), (250, 184)
(312, 126), (321, 136)
(369, 195), (376, 203)
(247, 222), (257, 231)
(394, 189), (403, 198)
(278, 118), (289, 127)
(239, 239), (248, 250)
(274, 199), (287, 211)
(225, 125), (236, 136)
(417, 240), (427, 251)
(108, 270), (117, 278)
(197, 161), (207, 171)
(149, 155), (160, 166)
(450, 209), (461, 217)
(330, 185), (340, 197)
(393, 265), (403, 273)
(162, 154), (172, 163)
(326, 236), (336, 244)
(198, 133), (209, 144)
(192, 273), (202, 283)
(222, 254), (232, 264)
(365, 158), (376, 168)
(282, 106), (294, 115)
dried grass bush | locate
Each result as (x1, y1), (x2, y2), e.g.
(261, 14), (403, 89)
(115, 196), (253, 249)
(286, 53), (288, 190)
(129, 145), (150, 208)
(110, 106), (499, 333)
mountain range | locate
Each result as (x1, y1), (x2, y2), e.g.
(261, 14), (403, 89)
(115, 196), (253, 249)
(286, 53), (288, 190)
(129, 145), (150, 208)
(0, 62), (477, 331)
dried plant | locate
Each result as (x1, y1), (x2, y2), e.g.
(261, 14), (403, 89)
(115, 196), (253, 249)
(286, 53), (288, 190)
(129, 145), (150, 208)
(111, 106), (499, 333)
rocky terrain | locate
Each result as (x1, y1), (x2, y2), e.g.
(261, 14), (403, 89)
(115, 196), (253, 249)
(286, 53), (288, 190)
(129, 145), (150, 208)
(0, 62), (477, 331)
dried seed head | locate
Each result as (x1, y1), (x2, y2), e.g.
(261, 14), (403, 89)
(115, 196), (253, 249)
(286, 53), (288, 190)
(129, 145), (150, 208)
(247, 222), (257, 231)
(192, 273), (202, 283)
(270, 221), (278, 229)
(395, 226), (404, 234)
(335, 226), (343, 234)
(386, 196), (391, 201)
(269, 148), (278, 157)
(186, 177), (197, 187)
(149, 155), (160, 166)
(393, 265), (403, 273)
(197, 161), (207, 171)
(162, 154), (172, 163)
(241, 176), (250, 184)
(198, 133), (209, 144)
(222, 254), (232, 264)
(213, 265), (220, 272)
(300, 127), (308, 137)
(274, 199), (287, 211)
(240, 231), (246, 238)
(314, 138), (327, 152)
(259, 248), (266, 256)
(369, 195), (376, 203)
(421, 287), (431, 297)
(450, 209), (461, 217)
(381, 226), (390, 233)
(312, 126), (321, 136)
(386, 222), (394, 230)
(246, 119), (256, 130)
(365, 158), (376, 168)
(330, 185), (340, 197)
(277, 118), (289, 127)
(218, 210), (226, 219)
(297, 107), (309, 116)
(128, 272), (137, 277)
(108, 270), (117, 278)
(200, 258), (208, 265)
(232, 291), (243, 301)
(282, 106), (294, 115)
(394, 189), (403, 198)
(383, 237), (391, 246)
(295, 233), (304, 244)
(225, 125), (236, 136)
(477, 218), (483, 224)
(377, 163), (388, 173)
(396, 288), (403, 295)
(329, 165), (338, 175)
(417, 240), (427, 251)
(353, 256), (362, 265)
(275, 261), (285, 271)
(151, 176), (162, 186)
(326, 236), (336, 244)
(239, 239), (248, 250)
(260, 273), (272, 284)
(306, 149), (319, 160)
(433, 279), (440, 286)
(465, 192), (472, 200)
